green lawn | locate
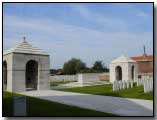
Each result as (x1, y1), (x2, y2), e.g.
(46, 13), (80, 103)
(58, 84), (153, 100)
(50, 81), (76, 86)
(3, 91), (117, 117)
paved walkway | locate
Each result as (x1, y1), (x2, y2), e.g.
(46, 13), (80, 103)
(19, 90), (153, 116)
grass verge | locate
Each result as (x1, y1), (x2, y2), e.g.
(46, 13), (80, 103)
(50, 81), (76, 86)
(58, 84), (153, 100)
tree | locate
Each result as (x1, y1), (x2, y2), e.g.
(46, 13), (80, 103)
(92, 61), (104, 71)
(50, 69), (57, 75)
(63, 58), (86, 75)
(92, 61), (109, 73)
(80, 67), (94, 73)
(75, 60), (86, 73)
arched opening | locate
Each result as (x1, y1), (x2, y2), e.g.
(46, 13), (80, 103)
(131, 66), (135, 80)
(26, 60), (38, 91)
(115, 66), (122, 81)
(3, 61), (7, 90)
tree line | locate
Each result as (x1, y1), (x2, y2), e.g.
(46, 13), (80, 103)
(61, 58), (109, 75)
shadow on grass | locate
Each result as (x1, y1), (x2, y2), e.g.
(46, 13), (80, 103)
(3, 92), (117, 117)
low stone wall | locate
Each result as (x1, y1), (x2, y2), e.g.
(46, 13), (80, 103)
(50, 75), (78, 82)
(78, 73), (107, 84)
(99, 73), (110, 81)
(51, 73), (109, 84)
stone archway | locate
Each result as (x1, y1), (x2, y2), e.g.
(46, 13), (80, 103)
(131, 66), (135, 80)
(3, 61), (7, 90)
(25, 60), (38, 91)
(115, 66), (122, 81)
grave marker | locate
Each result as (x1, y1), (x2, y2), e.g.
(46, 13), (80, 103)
(14, 96), (26, 116)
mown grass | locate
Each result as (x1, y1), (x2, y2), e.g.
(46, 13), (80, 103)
(50, 81), (77, 86)
(58, 84), (153, 100)
(3, 91), (117, 117)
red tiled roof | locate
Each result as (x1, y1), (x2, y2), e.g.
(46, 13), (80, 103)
(131, 55), (153, 61)
(56, 71), (63, 75)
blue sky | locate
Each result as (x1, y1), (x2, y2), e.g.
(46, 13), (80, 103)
(3, 3), (153, 69)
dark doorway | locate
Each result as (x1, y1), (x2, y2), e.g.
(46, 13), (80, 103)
(26, 60), (38, 91)
(131, 66), (135, 80)
(3, 61), (7, 90)
(115, 66), (122, 81)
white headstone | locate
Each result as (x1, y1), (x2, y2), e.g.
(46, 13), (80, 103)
(148, 80), (151, 92)
(140, 79), (142, 85)
(122, 81), (126, 89)
(116, 81), (119, 90)
(144, 82), (147, 93)
(151, 80), (153, 91)
(119, 81), (123, 90)
(126, 81), (130, 89)
(137, 79), (139, 86)
(113, 81), (116, 91)
(130, 81), (133, 88)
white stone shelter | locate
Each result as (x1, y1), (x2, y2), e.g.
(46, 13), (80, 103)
(110, 55), (138, 83)
(3, 37), (50, 92)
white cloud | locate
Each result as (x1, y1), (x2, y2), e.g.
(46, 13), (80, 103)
(3, 15), (153, 68)
(69, 4), (128, 31)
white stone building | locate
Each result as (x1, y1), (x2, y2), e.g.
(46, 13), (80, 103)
(3, 37), (50, 92)
(110, 55), (138, 83)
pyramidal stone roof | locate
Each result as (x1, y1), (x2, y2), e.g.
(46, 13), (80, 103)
(4, 37), (49, 55)
(111, 55), (136, 63)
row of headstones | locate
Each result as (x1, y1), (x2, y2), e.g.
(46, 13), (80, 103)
(135, 78), (153, 93)
(112, 80), (134, 91)
(143, 79), (153, 93)
(113, 79), (153, 93)
(136, 79), (145, 86)
(142, 76), (153, 81)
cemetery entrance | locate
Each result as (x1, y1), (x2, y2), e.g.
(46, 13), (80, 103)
(26, 60), (38, 91)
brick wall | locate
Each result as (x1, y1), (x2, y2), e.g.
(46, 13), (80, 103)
(99, 73), (109, 81)
(137, 61), (153, 73)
